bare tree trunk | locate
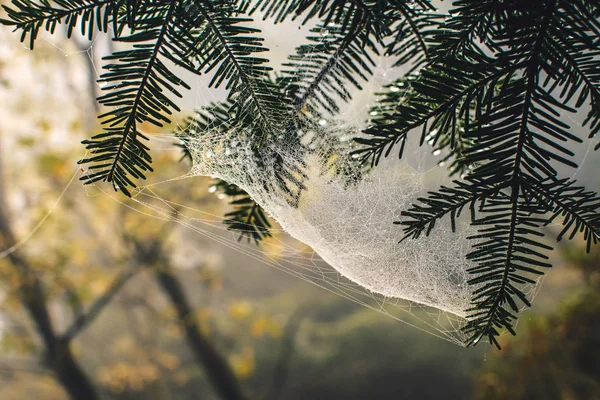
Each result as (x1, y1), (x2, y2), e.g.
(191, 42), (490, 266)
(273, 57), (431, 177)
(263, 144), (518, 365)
(0, 134), (99, 400)
(153, 265), (247, 400)
(129, 236), (246, 400)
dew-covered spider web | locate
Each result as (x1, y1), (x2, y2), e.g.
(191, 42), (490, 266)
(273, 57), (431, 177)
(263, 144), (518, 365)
(88, 19), (550, 347)
(3, 16), (551, 347)
(125, 128), (546, 347)
(109, 90), (539, 347)
(110, 171), (483, 347)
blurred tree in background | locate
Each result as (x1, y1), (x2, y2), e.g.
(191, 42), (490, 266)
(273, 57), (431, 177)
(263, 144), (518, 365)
(0, 26), (288, 399)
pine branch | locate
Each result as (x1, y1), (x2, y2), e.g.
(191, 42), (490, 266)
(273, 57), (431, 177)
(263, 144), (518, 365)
(76, 0), (288, 195)
(427, 0), (498, 61)
(216, 180), (273, 244)
(243, 0), (382, 28)
(79, 1), (180, 196)
(281, 3), (389, 117)
(398, 179), (508, 240)
(274, 2), (392, 202)
(355, 0), (498, 170)
(549, 0), (600, 144)
(284, 22), (376, 116)
(191, 0), (289, 143)
(354, 58), (517, 167)
(527, 178), (600, 251)
(461, 4), (559, 347)
(0, 0), (131, 47)
(386, 0), (437, 68)
(282, 1), (437, 117)
(463, 185), (551, 349)
(392, 0), (600, 347)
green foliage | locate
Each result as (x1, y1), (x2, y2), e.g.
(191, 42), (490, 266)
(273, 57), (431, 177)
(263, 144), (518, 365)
(212, 179), (273, 244)
(0, 0), (131, 47)
(3, 0), (600, 347)
(358, 0), (600, 347)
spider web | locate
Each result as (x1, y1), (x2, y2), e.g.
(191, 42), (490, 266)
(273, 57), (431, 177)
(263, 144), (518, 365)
(83, 16), (547, 347)
(99, 177), (475, 346)
(1, 15), (553, 348)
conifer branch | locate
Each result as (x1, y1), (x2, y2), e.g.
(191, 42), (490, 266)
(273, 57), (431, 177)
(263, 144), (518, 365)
(79, 1), (179, 195)
(355, 61), (519, 167)
(0, 0), (127, 47)
(191, 0), (287, 142)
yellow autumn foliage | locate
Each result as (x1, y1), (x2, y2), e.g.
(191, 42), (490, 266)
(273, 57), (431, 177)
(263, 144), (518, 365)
(156, 351), (181, 371)
(98, 362), (159, 393)
(229, 346), (255, 380)
(250, 315), (283, 338)
(228, 300), (252, 320)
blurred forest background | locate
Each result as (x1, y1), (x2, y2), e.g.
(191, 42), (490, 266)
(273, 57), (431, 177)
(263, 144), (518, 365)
(0, 3), (599, 399)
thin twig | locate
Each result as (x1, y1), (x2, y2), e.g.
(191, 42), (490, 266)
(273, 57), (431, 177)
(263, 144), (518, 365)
(61, 268), (138, 342)
(264, 308), (306, 400)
